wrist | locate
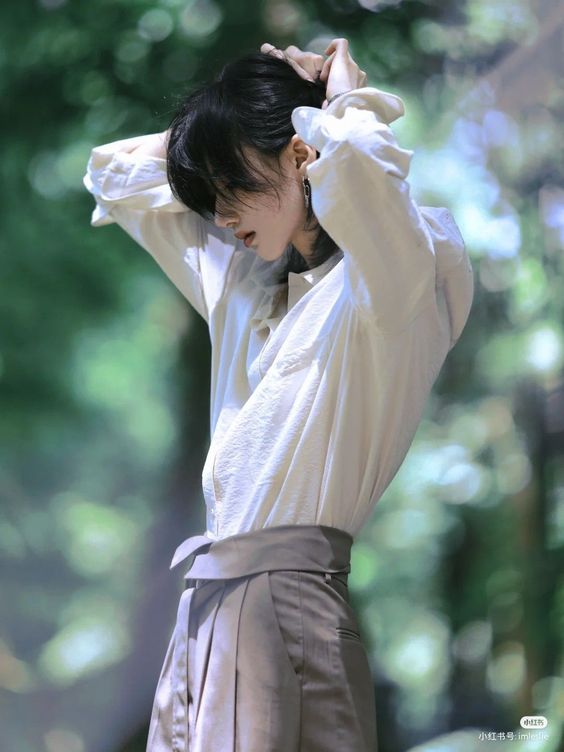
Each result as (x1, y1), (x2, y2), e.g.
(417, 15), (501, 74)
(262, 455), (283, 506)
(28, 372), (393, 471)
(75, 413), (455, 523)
(326, 90), (353, 107)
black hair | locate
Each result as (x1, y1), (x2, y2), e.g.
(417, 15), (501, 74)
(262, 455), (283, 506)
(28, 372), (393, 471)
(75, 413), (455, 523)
(166, 51), (341, 283)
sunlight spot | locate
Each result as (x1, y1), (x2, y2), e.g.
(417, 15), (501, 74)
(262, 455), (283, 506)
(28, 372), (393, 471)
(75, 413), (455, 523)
(525, 326), (562, 373)
(38, 615), (130, 686)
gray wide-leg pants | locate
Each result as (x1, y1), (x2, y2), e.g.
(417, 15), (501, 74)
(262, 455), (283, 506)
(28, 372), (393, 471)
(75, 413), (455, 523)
(145, 523), (378, 751)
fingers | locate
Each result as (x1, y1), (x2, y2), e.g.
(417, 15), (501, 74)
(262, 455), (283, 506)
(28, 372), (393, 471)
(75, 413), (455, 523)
(321, 38), (368, 92)
(321, 38), (350, 84)
(324, 37), (349, 56)
(263, 44), (312, 81)
(261, 42), (286, 61)
(285, 45), (325, 78)
(260, 39), (366, 90)
(319, 51), (335, 83)
(260, 37), (367, 103)
(261, 41), (325, 83)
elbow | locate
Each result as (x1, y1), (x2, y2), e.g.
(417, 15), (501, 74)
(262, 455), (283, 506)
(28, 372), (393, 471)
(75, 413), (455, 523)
(445, 259), (474, 350)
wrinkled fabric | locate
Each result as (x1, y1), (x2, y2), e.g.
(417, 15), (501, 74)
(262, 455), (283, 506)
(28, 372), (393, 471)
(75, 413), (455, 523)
(83, 86), (474, 542)
(145, 524), (377, 752)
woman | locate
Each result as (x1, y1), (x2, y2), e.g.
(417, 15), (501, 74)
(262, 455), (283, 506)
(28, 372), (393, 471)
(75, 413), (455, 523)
(83, 38), (474, 752)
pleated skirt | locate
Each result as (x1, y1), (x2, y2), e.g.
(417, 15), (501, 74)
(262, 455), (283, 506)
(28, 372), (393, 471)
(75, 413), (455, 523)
(145, 524), (377, 752)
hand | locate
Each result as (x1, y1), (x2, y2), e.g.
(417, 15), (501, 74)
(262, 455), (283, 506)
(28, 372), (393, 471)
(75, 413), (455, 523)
(319, 38), (367, 109)
(261, 42), (325, 83)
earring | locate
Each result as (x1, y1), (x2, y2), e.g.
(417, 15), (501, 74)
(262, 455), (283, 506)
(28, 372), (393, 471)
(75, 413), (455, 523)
(302, 176), (311, 211)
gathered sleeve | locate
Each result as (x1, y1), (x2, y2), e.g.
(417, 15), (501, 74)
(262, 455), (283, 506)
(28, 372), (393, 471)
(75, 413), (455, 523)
(291, 88), (474, 342)
(83, 133), (238, 324)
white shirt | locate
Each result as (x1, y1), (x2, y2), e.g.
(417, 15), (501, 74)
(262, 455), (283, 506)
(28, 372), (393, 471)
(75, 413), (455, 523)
(83, 86), (474, 542)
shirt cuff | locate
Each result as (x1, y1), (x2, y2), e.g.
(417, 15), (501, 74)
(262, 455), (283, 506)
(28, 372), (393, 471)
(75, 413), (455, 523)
(291, 86), (406, 150)
(83, 134), (185, 227)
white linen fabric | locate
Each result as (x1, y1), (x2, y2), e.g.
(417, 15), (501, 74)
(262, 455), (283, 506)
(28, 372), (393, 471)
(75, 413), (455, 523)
(83, 86), (474, 542)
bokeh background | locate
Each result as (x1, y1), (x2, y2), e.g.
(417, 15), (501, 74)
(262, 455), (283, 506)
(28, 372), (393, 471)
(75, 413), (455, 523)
(1, 0), (563, 750)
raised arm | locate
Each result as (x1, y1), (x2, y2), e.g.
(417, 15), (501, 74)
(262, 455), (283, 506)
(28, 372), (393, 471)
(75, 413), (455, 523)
(291, 85), (472, 337)
(83, 131), (238, 324)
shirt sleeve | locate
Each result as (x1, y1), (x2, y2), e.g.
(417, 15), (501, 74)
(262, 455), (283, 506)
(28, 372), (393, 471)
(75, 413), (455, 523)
(291, 87), (474, 338)
(417, 204), (474, 350)
(83, 133), (238, 324)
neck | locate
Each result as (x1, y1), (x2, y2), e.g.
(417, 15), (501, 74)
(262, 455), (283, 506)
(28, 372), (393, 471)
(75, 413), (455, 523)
(291, 220), (319, 268)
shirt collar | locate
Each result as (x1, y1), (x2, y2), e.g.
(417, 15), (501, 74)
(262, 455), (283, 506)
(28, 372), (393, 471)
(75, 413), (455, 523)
(249, 251), (343, 334)
(287, 252), (342, 289)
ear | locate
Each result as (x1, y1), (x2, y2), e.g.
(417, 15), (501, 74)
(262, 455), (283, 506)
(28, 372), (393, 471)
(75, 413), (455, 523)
(289, 133), (317, 176)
